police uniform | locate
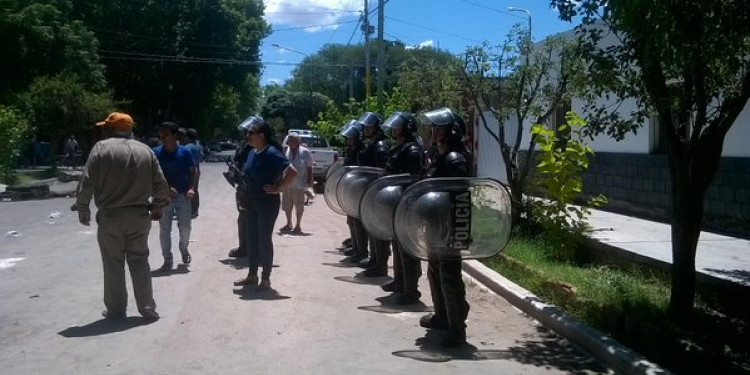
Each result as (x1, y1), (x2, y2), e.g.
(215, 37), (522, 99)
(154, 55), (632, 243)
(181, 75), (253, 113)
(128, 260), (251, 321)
(376, 138), (424, 298)
(421, 144), (473, 346)
(232, 142), (253, 257)
(356, 133), (390, 268)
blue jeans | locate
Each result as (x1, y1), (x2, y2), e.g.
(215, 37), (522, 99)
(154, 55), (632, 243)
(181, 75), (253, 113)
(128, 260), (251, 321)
(159, 195), (192, 261)
(245, 195), (280, 279)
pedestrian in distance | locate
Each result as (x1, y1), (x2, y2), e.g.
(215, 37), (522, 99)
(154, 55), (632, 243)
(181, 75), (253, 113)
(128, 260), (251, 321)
(376, 112), (425, 305)
(74, 111), (169, 323)
(279, 132), (314, 234)
(153, 122), (198, 272)
(233, 116), (297, 291)
(179, 127), (203, 219)
(418, 107), (473, 348)
(64, 135), (80, 170)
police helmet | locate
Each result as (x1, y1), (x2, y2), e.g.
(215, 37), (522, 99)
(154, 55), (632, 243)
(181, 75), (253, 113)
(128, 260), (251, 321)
(356, 112), (384, 131)
(420, 107), (466, 141)
(382, 112), (418, 139)
(340, 119), (362, 139)
(237, 115), (265, 132)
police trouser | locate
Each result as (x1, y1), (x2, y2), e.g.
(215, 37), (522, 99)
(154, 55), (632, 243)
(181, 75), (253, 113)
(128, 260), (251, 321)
(427, 258), (469, 332)
(236, 191), (248, 256)
(96, 207), (156, 315)
(351, 218), (369, 258)
(392, 241), (421, 295)
(368, 237), (391, 274)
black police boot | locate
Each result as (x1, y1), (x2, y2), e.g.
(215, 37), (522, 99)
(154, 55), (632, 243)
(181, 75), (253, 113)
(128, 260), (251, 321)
(381, 281), (402, 293)
(419, 313), (448, 330)
(441, 327), (466, 348)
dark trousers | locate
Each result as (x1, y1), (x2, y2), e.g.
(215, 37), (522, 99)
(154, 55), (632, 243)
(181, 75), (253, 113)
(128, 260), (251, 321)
(351, 217), (369, 258)
(191, 180), (200, 217)
(427, 259), (469, 332)
(245, 196), (280, 279)
(392, 242), (421, 295)
(237, 210), (248, 255)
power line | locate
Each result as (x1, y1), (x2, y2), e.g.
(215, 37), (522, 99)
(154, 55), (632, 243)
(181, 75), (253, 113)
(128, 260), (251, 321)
(346, 12), (363, 46)
(327, 0), (358, 44)
(385, 16), (484, 44)
(454, 0), (526, 20)
(272, 19), (359, 32)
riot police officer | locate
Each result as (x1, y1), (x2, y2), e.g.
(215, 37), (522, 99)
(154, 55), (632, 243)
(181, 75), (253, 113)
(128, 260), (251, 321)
(344, 112), (389, 266)
(339, 120), (368, 261)
(374, 112), (424, 304)
(418, 107), (473, 347)
(228, 123), (254, 258)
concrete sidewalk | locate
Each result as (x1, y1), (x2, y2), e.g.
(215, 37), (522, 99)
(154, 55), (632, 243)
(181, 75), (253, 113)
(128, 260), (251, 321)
(587, 209), (750, 288)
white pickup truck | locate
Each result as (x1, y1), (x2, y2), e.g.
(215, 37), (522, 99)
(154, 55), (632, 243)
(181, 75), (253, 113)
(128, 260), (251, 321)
(283, 129), (339, 191)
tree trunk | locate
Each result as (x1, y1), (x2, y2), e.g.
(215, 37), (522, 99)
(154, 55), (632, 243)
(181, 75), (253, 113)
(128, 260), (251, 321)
(668, 158), (706, 319)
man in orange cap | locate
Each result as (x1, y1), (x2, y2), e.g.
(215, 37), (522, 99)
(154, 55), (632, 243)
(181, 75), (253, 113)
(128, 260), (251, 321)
(75, 111), (170, 323)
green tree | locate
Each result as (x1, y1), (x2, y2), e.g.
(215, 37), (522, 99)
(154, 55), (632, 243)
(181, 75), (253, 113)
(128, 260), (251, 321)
(260, 87), (329, 132)
(552, 0), (750, 316)
(17, 73), (112, 158)
(396, 57), (465, 113)
(0, 106), (31, 183)
(464, 26), (588, 225)
(71, 0), (269, 135)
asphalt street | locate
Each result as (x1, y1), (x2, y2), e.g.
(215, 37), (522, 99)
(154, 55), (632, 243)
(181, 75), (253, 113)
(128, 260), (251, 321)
(0, 163), (608, 374)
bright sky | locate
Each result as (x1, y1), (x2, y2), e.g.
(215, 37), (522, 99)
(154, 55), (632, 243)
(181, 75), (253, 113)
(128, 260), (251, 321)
(261, 0), (576, 85)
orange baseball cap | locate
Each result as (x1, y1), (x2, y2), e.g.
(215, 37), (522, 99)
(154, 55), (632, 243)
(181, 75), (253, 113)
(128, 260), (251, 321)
(96, 112), (135, 131)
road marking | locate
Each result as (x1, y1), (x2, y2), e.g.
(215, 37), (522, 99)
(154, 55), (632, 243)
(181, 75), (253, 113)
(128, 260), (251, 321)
(0, 257), (25, 269)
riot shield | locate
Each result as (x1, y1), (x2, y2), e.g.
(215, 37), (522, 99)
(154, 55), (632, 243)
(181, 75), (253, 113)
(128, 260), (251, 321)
(359, 174), (413, 240)
(324, 165), (354, 216)
(393, 178), (512, 260)
(326, 159), (344, 180)
(336, 167), (383, 218)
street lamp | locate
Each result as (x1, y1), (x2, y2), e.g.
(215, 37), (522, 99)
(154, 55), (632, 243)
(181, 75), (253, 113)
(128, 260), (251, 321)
(272, 43), (314, 126)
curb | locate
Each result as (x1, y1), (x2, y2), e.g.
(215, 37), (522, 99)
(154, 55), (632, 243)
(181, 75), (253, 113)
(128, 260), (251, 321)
(462, 259), (672, 375)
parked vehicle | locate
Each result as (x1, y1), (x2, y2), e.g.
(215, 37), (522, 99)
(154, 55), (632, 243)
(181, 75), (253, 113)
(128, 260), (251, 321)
(283, 129), (339, 192)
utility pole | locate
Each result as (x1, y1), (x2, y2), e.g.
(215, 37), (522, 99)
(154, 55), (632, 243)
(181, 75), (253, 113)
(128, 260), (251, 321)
(362, 0), (372, 99)
(376, 0), (385, 113)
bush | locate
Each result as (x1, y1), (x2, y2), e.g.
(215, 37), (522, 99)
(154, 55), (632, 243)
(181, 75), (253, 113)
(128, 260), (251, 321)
(0, 106), (31, 184)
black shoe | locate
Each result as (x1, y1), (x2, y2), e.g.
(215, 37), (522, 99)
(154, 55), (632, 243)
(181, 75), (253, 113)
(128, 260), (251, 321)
(279, 224), (292, 233)
(228, 248), (247, 258)
(257, 278), (271, 291)
(381, 281), (403, 293)
(102, 310), (126, 320)
(362, 268), (387, 277)
(342, 238), (352, 247)
(141, 309), (160, 323)
(441, 329), (467, 347)
(234, 275), (259, 287)
(356, 257), (371, 268)
(181, 251), (191, 264)
(394, 292), (421, 305)
(158, 261), (173, 272)
(342, 248), (356, 257)
(419, 313), (449, 330)
(341, 255), (365, 264)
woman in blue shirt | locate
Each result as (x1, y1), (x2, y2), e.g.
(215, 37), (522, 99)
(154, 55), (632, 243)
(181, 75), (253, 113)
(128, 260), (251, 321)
(233, 116), (297, 291)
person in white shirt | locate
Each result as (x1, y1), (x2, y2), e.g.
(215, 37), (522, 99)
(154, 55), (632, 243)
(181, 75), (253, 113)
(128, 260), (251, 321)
(280, 132), (314, 234)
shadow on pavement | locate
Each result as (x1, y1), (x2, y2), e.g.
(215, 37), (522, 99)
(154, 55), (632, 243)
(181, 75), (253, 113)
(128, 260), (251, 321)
(394, 328), (608, 373)
(233, 287), (291, 301)
(705, 268), (750, 284)
(334, 274), (393, 285)
(58, 317), (145, 337)
(277, 232), (312, 237)
(393, 330), (507, 363)
(150, 264), (190, 277)
(323, 250), (347, 255)
(322, 262), (359, 268)
(358, 294), (432, 314)
(219, 257), (246, 270)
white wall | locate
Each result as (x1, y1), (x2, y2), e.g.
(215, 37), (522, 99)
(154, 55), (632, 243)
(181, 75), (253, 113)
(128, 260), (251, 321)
(474, 113), (508, 183)
(722, 102), (750, 157)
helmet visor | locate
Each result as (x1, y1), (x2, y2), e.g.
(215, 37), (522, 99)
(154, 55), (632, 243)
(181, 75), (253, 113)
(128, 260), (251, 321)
(357, 112), (382, 128)
(381, 112), (408, 139)
(340, 120), (361, 138)
(237, 116), (264, 131)
(420, 107), (455, 127)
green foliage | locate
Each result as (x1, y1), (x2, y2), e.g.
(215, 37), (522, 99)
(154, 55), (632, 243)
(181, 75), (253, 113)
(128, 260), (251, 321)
(308, 100), (346, 145)
(17, 73), (112, 145)
(0, 106), (31, 183)
(260, 87), (330, 133)
(395, 57), (465, 113)
(530, 111), (606, 258)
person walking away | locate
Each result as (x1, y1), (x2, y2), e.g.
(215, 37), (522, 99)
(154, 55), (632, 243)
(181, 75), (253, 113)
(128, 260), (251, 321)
(418, 107), (473, 347)
(179, 128), (203, 218)
(376, 112), (424, 305)
(233, 116), (297, 291)
(75, 112), (169, 322)
(153, 122), (198, 271)
(279, 132), (314, 234)
(64, 135), (80, 170)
